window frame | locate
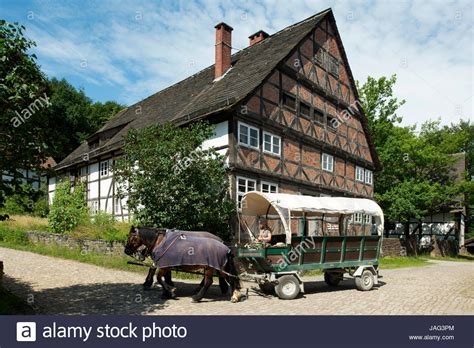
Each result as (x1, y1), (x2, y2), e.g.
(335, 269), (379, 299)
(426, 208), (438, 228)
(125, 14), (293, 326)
(313, 108), (325, 125)
(262, 131), (281, 157)
(90, 200), (99, 215)
(364, 214), (372, 224)
(353, 213), (363, 224)
(261, 181), (279, 194)
(236, 176), (257, 209)
(321, 153), (334, 172)
(238, 121), (260, 149)
(299, 101), (311, 119)
(365, 169), (373, 185)
(99, 160), (109, 177)
(282, 92), (296, 110)
(355, 166), (365, 182)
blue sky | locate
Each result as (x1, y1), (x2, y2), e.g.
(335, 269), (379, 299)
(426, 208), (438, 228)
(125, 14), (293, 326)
(2, 0), (472, 127)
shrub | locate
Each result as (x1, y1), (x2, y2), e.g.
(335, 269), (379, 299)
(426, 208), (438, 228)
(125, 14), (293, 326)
(48, 180), (88, 233)
(0, 225), (28, 244)
(92, 211), (115, 227)
(115, 122), (235, 240)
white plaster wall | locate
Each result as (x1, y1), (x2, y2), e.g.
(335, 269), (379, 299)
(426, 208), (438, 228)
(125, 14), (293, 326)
(201, 121), (228, 150)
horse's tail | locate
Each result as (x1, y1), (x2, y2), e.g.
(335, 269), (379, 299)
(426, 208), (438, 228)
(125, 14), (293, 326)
(225, 250), (241, 290)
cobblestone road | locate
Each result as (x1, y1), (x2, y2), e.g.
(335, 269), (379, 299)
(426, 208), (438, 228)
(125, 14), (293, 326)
(1, 247), (473, 315)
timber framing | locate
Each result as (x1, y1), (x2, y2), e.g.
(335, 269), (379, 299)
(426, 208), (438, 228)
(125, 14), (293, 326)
(51, 8), (379, 221)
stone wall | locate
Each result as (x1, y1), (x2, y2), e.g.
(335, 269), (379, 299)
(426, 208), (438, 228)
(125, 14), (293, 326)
(429, 239), (458, 257)
(381, 238), (406, 257)
(381, 236), (458, 257)
(25, 231), (125, 256)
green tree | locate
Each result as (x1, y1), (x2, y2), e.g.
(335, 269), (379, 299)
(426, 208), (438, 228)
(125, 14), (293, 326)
(42, 78), (124, 161)
(1, 183), (48, 217)
(115, 122), (234, 240)
(356, 75), (405, 148)
(48, 180), (88, 233)
(0, 20), (49, 205)
(357, 75), (468, 224)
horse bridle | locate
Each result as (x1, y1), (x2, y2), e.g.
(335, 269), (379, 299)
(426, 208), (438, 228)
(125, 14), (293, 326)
(138, 229), (165, 260)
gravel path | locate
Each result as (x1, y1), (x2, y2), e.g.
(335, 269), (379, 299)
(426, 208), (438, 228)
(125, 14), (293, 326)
(1, 247), (473, 315)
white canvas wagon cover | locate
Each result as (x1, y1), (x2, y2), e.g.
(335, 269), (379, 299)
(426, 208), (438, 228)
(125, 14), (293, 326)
(241, 192), (384, 242)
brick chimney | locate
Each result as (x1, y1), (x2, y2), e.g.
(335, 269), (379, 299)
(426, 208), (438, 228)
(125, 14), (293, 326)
(249, 30), (269, 46)
(214, 22), (233, 79)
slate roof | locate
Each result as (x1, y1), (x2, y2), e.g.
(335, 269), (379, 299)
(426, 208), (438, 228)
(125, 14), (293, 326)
(56, 8), (379, 171)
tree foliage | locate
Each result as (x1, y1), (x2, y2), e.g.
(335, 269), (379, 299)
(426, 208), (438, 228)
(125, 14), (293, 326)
(0, 20), (49, 204)
(356, 75), (405, 149)
(48, 180), (88, 233)
(357, 75), (471, 222)
(0, 20), (124, 206)
(42, 78), (124, 161)
(115, 122), (234, 240)
(0, 183), (49, 217)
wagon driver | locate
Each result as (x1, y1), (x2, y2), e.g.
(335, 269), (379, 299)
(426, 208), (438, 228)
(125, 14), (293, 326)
(257, 219), (272, 247)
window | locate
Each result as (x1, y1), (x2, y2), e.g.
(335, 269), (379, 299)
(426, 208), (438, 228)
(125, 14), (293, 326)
(364, 214), (372, 224)
(355, 166), (364, 182)
(314, 48), (339, 78)
(236, 177), (256, 209)
(314, 109), (324, 124)
(328, 55), (339, 77)
(365, 170), (373, 185)
(100, 160), (108, 176)
(263, 131), (281, 156)
(79, 166), (88, 182)
(80, 166), (88, 177)
(261, 181), (278, 194)
(282, 93), (296, 110)
(90, 200), (99, 215)
(114, 198), (121, 213)
(238, 122), (259, 149)
(327, 115), (338, 130)
(299, 102), (311, 118)
(353, 213), (363, 224)
(322, 153), (334, 172)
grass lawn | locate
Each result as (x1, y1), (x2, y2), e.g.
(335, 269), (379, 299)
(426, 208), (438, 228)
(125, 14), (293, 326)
(379, 256), (431, 269)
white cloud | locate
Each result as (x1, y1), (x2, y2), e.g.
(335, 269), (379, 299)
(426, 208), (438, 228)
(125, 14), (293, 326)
(16, 0), (472, 127)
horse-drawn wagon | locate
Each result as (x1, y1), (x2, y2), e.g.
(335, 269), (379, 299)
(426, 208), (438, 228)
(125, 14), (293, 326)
(236, 192), (384, 300)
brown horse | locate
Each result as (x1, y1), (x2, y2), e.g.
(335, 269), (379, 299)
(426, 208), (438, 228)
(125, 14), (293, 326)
(125, 226), (242, 303)
(138, 227), (229, 295)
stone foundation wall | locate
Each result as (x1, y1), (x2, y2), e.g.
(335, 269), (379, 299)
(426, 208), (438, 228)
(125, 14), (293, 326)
(381, 236), (458, 257)
(381, 238), (406, 257)
(25, 231), (125, 256)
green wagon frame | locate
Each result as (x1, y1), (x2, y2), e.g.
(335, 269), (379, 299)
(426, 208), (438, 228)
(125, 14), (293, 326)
(237, 192), (385, 300)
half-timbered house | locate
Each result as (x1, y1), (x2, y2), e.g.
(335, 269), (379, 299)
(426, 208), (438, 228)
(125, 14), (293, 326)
(50, 8), (380, 233)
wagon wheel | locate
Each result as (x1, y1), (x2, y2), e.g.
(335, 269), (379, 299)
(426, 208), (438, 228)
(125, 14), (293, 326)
(258, 281), (275, 294)
(324, 272), (342, 287)
(275, 275), (300, 300)
(355, 270), (374, 291)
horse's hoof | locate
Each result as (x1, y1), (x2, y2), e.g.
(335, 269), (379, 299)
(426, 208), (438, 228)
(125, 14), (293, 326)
(143, 283), (153, 290)
(192, 287), (202, 295)
(191, 296), (202, 303)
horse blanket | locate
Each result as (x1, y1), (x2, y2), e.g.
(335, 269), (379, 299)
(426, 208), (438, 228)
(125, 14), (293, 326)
(166, 229), (223, 243)
(152, 230), (229, 270)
